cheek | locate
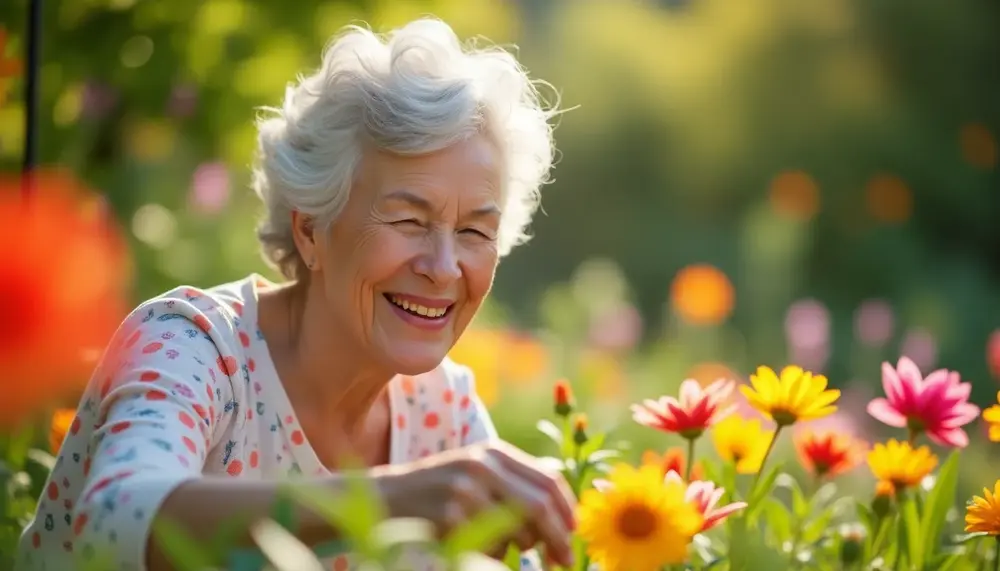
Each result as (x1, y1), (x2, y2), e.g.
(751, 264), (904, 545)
(460, 245), (498, 305)
(327, 226), (412, 305)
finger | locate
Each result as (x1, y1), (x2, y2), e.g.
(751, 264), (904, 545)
(487, 444), (577, 530)
(477, 456), (573, 567)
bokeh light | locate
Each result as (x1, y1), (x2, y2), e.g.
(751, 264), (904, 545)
(960, 123), (998, 170)
(768, 170), (820, 221)
(588, 302), (643, 353)
(784, 299), (831, 371)
(669, 264), (735, 326)
(189, 161), (231, 215)
(900, 328), (938, 371)
(987, 329), (1000, 381)
(854, 299), (894, 348)
(865, 173), (913, 223)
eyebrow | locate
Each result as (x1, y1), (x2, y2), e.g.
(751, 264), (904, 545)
(383, 189), (501, 218)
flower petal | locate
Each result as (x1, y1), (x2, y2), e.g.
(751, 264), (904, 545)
(926, 426), (969, 448)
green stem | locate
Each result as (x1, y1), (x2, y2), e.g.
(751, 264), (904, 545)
(907, 427), (918, 445)
(685, 437), (696, 481)
(749, 425), (783, 498)
(993, 537), (999, 571)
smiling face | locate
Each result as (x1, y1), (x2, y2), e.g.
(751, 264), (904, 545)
(299, 134), (502, 375)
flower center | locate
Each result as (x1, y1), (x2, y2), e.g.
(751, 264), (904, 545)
(906, 417), (925, 433)
(615, 502), (659, 540)
(771, 408), (798, 426)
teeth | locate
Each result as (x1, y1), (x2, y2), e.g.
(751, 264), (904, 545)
(390, 296), (448, 318)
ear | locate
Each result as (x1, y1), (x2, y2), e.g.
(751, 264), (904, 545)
(290, 210), (319, 272)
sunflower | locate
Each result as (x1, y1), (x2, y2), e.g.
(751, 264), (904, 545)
(965, 480), (1000, 535)
(710, 415), (772, 474)
(867, 439), (938, 492)
(740, 366), (840, 426)
(578, 464), (703, 571)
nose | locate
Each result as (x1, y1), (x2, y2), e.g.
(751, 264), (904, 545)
(415, 231), (462, 286)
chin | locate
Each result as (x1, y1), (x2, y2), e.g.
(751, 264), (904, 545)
(384, 352), (448, 376)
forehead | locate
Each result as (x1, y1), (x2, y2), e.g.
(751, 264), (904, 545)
(357, 135), (502, 206)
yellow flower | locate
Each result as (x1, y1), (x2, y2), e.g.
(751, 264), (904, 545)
(983, 391), (1000, 442)
(965, 480), (1000, 535)
(710, 415), (772, 474)
(867, 439), (938, 491)
(740, 365), (840, 426)
(578, 464), (703, 571)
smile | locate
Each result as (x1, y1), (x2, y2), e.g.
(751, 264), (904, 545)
(384, 294), (453, 319)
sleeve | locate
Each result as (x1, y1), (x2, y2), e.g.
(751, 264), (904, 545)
(71, 299), (241, 570)
(452, 363), (499, 446)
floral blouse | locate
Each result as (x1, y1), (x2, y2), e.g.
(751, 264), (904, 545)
(15, 274), (501, 571)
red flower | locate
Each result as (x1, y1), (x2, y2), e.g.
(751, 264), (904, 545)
(553, 379), (574, 417)
(794, 430), (866, 479)
(631, 379), (735, 438)
(0, 170), (130, 428)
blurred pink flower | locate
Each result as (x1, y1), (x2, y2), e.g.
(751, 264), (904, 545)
(900, 328), (937, 370)
(785, 300), (830, 371)
(81, 81), (118, 121)
(189, 161), (230, 215)
(666, 470), (747, 531)
(168, 83), (198, 118)
(854, 299), (894, 348)
(866, 357), (980, 448)
(988, 329), (1000, 380)
(632, 379), (736, 438)
(588, 302), (642, 353)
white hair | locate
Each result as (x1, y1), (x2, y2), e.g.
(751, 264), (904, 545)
(252, 17), (561, 280)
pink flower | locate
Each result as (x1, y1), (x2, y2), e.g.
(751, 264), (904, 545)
(665, 471), (747, 531)
(631, 379), (736, 438)
(866, 357), (980, 448)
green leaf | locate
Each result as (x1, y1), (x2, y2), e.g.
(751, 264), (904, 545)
(745, 465), (783, 521)
(920, 450), (960, 563)
(757, 496), (793, 544)
(536, 420), (564, 448)
(953, 531), (991, 544)
(442, 506), (521, 560)
(249, 518), (325, 571)
(502, 543), (522, 571)
(280, 474), (384, 558)
(151, 517), (215, 571)
(898, 493), (923, 568)
(785, 476), (810, 519)
(578, 432), (606, 459)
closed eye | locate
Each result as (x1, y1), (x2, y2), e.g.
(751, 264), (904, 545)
(460, 228), (493, 240)
(393, 219), (423, 228)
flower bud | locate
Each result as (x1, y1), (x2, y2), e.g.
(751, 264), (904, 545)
(838, 525), (865, 566)
(572, 413), (589, 446)
(872, 480), (895, 519)
(553, 379), (574, 417)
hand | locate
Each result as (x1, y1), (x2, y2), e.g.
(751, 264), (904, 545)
(370, 441), (577, 566)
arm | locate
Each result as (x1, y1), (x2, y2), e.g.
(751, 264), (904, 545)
(71, 302), (351, 571)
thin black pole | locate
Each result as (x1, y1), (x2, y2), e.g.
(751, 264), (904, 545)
(21, 0), (42, 198)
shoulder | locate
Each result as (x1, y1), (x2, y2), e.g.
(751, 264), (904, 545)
(117, 275), (257, 343)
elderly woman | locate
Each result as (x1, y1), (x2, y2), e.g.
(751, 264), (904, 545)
(17, 18), (574, 571)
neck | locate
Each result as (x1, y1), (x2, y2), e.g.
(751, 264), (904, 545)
(258, 278), (394, 435)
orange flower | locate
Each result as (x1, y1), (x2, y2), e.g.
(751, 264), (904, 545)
(572, 413), (589, 445)
(49, 409), (77, 452)
(0, 170), (131, 429)
(794, 430), (866, 479)
(642, 447), (704, 482)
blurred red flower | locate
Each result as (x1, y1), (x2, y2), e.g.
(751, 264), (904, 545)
(988, 330), (1000, 380)
(0, 170), (130, 429)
